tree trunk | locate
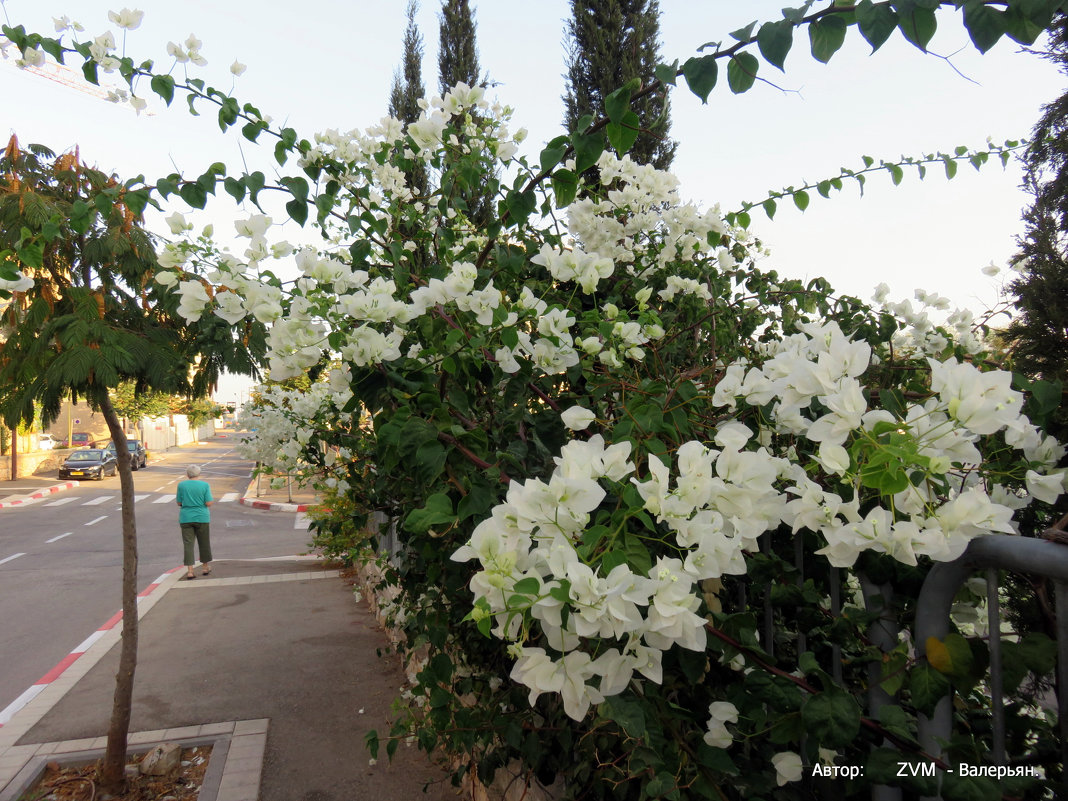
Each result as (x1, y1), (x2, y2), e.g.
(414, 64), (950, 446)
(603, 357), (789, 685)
(98, 394), (138, 793)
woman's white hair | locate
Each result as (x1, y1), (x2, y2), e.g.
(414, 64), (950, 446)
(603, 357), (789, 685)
(186, 465), (202, 479)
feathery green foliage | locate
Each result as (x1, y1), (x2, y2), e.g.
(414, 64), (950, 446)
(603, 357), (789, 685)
(563, 0), (676, 170)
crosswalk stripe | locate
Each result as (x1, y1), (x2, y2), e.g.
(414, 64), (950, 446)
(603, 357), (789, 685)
(294, 513), (310, 530)
(152, 494), (176, 504)
(44, 497), (75, 507)
(134, 494), (149, 502)
(82, 496), (111, 506)
(219, 492), (238, 503)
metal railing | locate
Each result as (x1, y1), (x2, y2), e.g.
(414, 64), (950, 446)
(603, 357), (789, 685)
(914, 534), (1068, 800)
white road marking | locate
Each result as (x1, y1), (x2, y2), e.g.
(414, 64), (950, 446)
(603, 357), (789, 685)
(0, 552), (26, 566)
(43, 497), (75, 507)
(152, 485), (167, 492)
(84, 516), (108, 526)
(152, 494), (176, 504)
(45, 532), (72, 543)
(82, 496), (111, 506)
(134, 494), (149, 502)
(219, 492), (237, 503)
(294, 513), (310, 530)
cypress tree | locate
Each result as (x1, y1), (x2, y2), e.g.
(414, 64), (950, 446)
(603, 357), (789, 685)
(438, 0), (480, 94)
(389, 0), (424, 125)
(436, 0), (495, 226)
(1009, 15), (1068, 390)
(389, 0), (428, 198)
(563, 0), (676, 170)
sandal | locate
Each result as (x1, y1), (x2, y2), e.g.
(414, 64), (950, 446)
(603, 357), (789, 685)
(202, 567), (212, 576)
(180, 574), (196, 581)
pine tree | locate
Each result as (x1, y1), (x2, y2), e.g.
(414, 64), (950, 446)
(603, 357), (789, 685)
(563, 0), (676, 170)
(1009, 15), (1068, 389)
(438, 0), (480, 94)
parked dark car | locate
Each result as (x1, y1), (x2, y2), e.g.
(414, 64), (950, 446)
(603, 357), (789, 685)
(102, 439), (148, 470)
(58, 449), (118, 480)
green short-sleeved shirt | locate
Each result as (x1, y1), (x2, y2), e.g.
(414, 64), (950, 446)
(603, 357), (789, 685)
(176, 479), (213, 524)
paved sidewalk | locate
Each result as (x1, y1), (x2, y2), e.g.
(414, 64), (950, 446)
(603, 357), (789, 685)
(0, 558), (455, 801)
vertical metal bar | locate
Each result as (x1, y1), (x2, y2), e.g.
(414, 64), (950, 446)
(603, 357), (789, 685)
(830, 567), (843, 684)
(986, 568), (1005, 766)
(287, 472), (293, 503)
(762, 533), (774, 658)
(1055, 580), (1068, 798)
(795, 535), (806, 656)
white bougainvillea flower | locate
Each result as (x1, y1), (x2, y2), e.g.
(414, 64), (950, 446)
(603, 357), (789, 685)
(166, 42), (188, 62)
(703, 701), (739, 749)
(107, 8), (144, 29)
(230, 59), (247, 76)
(772, 752), (804, 785)
(1025, 469), (1064, 504)
(561, 405), (596, 431)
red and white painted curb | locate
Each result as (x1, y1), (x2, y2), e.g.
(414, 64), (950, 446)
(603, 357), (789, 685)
(0, 482), (79, 510)
(0, 566), (184, 728)
(239, 497), (316, 512)
(238, 477), (317, 512)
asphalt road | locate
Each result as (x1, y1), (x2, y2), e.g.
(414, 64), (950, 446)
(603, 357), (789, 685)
(0, 436), (314, 722)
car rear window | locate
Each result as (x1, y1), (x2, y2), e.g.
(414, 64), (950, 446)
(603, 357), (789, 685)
(68, 450), (103, 461)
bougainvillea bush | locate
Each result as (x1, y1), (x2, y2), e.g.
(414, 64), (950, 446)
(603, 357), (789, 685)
(4, 5), (1067, 798)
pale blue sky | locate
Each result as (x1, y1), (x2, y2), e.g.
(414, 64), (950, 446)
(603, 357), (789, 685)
(1, 1), (1063, 401)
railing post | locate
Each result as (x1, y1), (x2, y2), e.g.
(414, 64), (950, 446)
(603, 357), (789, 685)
(859, 572), (903, 801)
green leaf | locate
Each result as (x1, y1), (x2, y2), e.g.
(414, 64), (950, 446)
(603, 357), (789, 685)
(925, 633), (973, 680)
(762, 198), (777, 219)
(653, 61), (678, 87)
(551, 169), (579, 208)
(802, 686), (861, 748)
(888, 163), (904, 185)
(726, 53), (759, 94)
(729, 20), (759, 42)
(809, 15), (848, 62)
(403, 492), (454, 533)
(601, 695), (646, 737)
(963, 1), (1007, 53)
(909, 662), (951, 715)
(572, 131), (604, 174)
(896, 3), (938, 51)
(606, 109), (640, 156)
(81, 59), (99, 85)
(682, 55), (718, 103)
(793, 190), (810, 211)
(150, 74), (175, 106)
(757, 19), (794, 70)
(286, 198), (308, 226)
(512, 577), (541, 595)
(604, 77), (639, 124)
(539, 136), (569, 172)
(944, 156), (958, 179)
(415, 439), (448, 484)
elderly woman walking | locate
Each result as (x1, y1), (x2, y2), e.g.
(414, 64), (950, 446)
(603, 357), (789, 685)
(176, 464), (214, 579)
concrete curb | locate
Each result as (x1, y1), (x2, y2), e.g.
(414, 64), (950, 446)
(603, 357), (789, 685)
(0, 567), (184, 733)
(0, 482), (79, 510)
(238, 477), (318, 513)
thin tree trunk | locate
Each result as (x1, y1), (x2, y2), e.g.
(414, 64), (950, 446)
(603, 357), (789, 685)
(98, 394), (138, 793)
